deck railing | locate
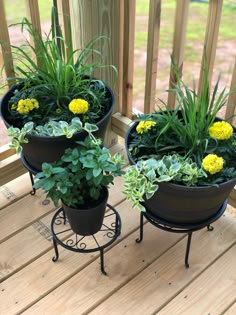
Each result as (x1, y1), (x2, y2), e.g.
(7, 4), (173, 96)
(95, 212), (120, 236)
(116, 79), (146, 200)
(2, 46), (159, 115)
(0, 0), (236, 206)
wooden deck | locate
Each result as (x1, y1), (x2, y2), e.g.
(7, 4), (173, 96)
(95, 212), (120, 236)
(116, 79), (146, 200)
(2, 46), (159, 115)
(1, 144), (236, 315)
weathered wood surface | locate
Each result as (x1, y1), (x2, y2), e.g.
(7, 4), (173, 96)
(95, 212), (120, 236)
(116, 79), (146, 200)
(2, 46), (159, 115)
(0, 145), (236, 315)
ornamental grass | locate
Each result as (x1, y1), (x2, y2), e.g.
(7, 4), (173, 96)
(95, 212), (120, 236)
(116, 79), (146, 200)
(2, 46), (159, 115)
(1, 7), (115, 130)
(127, 60), (236, 186)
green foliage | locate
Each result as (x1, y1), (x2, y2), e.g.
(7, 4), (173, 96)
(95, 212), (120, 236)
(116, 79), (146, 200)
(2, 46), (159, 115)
(125, 57), (236, 210)
(7, 117), (90, 153)
(2, 6), (116, 130)
(123, 154), (206, 211)
(128, 57), (236, 178)
(34, 131), (125, 208)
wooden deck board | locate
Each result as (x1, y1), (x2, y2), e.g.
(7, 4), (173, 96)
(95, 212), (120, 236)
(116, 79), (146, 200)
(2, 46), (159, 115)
(157, 244), (236, 315)
(88, 214), (236, 315)
(0, 145), (236, 315)
(224, 302), (236, 315)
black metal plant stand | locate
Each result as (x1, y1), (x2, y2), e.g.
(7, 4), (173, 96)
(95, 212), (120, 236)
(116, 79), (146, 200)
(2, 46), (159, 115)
(51, 205), (121, 275)
(136, 200), (227, 268)
(21, 154), (38, 195)
(21, 155), (121, 275)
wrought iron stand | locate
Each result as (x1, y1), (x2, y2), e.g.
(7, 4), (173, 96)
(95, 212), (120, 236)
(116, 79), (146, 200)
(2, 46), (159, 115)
(136, 200), (227, 268)
(21, 155), (121, 275)
(51, 204), (121, 275)
(21, 154), (38, 195)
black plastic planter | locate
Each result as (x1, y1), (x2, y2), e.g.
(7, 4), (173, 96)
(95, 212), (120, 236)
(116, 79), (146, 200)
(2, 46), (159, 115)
(125, 120), (236, 224)
(0, 83), (114, 171)
(62, 186), (109, 236)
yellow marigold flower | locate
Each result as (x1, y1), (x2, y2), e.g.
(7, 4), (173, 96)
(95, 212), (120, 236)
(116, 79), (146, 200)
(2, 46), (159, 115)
(202, 154), (224, 175)
(136, 120), (156, 134)
(209, 121), (233, 140)
(16, 98), (39, 114)
(68, 99), (89, 114)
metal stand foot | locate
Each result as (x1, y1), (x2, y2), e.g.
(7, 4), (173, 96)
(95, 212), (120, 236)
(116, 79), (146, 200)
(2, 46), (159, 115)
(29, 172), (36, 195)
(136, 212), (144, 243)
(136, 201), (227, 268)
(185, 232), (192, 268)
(100, 249), (107, 275)
(207, 224), (214, 231)
(52, 238), (59, 262)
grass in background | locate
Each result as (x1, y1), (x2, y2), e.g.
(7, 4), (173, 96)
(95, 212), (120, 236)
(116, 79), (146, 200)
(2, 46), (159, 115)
(4, 0), (52, 24)
(133, 0), (236, 110)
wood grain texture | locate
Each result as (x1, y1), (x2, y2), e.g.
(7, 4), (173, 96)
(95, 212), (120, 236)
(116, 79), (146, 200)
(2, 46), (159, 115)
(57, 0), (71, 59)
(225, 58), (236, 124)
(25, 0), (42, 66)
(70, 0), (120, 147)
(0, 0), (15, 86)
(89, 214), (236, 315)
(144, 0), (161, 114)
(20, 215), (183, 315)
(167, 0), (190, 109)
(0, 145), (15, 161)
(224, 302), (236, 315)
(0, 155), (27, 186)
(0, 159), (126, 282)
(0, 145), (236, 314)
(198, 0), (223, 97)
(229, 187), (236, 208)
(121, 0), (136, 119)
(158, 245), (236, 315)
(0, 192), (55, 243)
(111, 112), (133, 138)
(0, 199), (141, 315)
(0, 173), (32, 210)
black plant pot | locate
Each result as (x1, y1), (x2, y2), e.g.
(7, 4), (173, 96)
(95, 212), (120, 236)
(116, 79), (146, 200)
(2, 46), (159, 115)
(62, 186), (109, 236)
(125, 120), (236, 224)
(0, 83), (114, 171)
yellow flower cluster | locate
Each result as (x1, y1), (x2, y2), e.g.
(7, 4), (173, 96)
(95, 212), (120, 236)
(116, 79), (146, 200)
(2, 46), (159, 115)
(68, 99), (89, 114)
(209, 121), (233, 140)
(13, 99), (39, 115)
(202, 154), (224, 175)
(136, 120), (156, 134)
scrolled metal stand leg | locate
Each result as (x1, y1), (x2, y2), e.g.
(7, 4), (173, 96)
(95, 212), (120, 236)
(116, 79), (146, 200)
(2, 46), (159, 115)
(29, 172), (36, 195)
(52, 237), (59, 262)
(62, 208), (66, 225)
(136, 212), (144, 243)
(100, 249), (107, 275)
(115, 215), (121, 237)
(207, 224), (214, 231)
(185, 232), (192, 268)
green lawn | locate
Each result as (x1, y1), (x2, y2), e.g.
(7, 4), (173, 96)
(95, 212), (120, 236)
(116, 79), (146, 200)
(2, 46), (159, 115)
(4, 0), (52, 24)
(133, 0), (235, 107)
(2, 0), (235, 109)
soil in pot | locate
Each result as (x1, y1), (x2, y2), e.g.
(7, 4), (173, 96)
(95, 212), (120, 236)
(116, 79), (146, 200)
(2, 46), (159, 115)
(0, 83), (114, 171)
(125, 119), (236, 225)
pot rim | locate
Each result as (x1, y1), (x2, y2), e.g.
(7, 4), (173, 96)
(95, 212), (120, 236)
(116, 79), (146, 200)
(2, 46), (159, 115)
(125, 118), (236, 190)
(61, 185), (109, 210)
(0, 81), (114, 139)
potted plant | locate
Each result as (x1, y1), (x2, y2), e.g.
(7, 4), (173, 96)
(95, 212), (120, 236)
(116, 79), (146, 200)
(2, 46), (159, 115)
(33, 123), (124, 236)
(0, 7), (116, 171)
(123, 61), (236, 224)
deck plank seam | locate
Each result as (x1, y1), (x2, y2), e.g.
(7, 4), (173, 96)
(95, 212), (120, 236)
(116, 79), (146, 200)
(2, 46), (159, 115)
(0, 207), (56, 245)
(14, 223), (151, 314)
(0, 198), (128, 281)
(83, 234), (187, 315)
(151, 238), (236, 314)
(221, 298), (236, 315)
